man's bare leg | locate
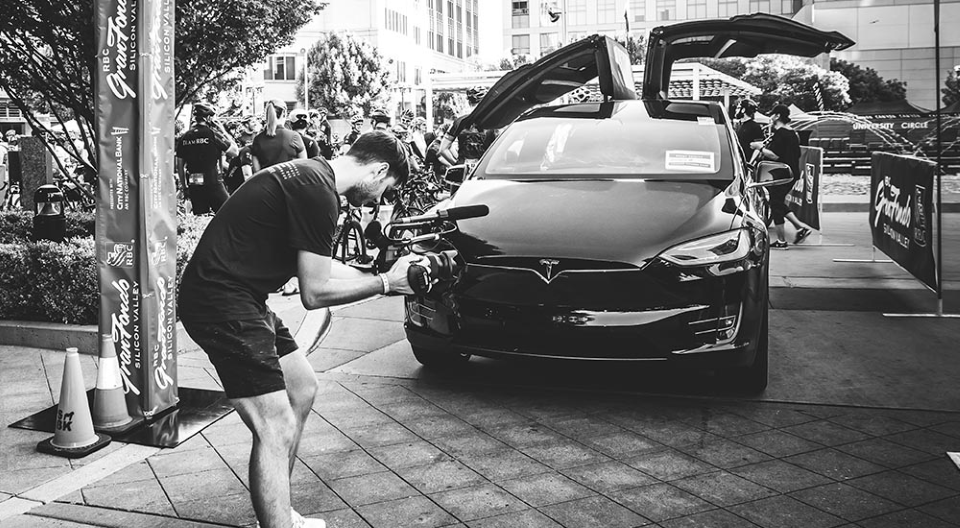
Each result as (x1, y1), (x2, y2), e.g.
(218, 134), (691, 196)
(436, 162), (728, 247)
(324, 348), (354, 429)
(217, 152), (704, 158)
(232, 391), (297, 528)
(279, 350), (319, 475)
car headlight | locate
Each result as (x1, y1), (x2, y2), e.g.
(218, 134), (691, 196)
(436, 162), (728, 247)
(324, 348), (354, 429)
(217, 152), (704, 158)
(659, 230), (751, 269)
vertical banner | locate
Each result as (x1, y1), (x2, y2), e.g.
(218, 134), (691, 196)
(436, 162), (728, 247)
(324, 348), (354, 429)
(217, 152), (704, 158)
(96, 0), (177, 419)
(869, 152), (938, 292)
(787, 146), (822, 231)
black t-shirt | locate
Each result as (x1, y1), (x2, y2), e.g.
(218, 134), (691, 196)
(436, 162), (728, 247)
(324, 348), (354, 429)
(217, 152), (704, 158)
(251, 127), (305, 169)
(767, 127), (801, 182)
(737, 119), (764, 160)
(178, 158), (340, 322)
(298, 132), (321, 159)
(223, 146), (253, 194)
(176, 125), (230, 185)
(448, 114), (496, 164)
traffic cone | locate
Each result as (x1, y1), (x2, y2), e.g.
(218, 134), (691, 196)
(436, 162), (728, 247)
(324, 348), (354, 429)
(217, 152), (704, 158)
(37, 348), (111, 458)
(93, 334), (138, 434)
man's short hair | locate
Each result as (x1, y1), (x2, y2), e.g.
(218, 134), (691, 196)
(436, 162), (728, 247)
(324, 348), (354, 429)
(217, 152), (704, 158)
(347, 131), (409, 186)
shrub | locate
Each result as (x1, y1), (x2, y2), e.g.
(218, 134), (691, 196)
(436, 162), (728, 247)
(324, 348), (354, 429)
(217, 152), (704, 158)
(0, 210), (95, 243)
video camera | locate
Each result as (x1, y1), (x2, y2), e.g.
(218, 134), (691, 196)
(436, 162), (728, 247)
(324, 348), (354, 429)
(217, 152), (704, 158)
(364, 204), (489, 295)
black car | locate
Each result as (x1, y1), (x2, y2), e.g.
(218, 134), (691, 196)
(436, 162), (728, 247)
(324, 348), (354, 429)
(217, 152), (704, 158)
(402, 14), (853, 391)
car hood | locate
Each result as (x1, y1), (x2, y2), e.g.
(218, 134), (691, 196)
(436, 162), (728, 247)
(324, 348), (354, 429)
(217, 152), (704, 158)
(446, 179), (738, 267)
(643, 13), (855, 99)
(465, 34), (636, 132)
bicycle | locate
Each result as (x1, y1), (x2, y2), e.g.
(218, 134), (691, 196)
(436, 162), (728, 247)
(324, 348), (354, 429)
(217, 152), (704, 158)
(331, 197), (375, 269)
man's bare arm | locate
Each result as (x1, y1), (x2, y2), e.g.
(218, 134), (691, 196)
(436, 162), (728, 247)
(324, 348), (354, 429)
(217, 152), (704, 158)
(297, 251), (422, 310)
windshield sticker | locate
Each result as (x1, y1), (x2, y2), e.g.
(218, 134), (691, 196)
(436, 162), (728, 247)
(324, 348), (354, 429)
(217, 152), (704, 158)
(665, 150), (716, 172)
(697, 116), (715, 126)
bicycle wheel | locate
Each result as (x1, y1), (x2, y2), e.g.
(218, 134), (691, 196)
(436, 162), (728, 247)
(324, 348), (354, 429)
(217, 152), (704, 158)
(333, 221), (369, 265)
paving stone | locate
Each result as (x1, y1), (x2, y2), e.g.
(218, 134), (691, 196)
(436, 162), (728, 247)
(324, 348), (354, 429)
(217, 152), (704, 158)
(367, 441), (448, 470)
(322, 408), (396, 430)
(484, 423), (567, 448)
(457, 449), (552, 481)
(290, 476), (348, 514)
(333, 296), (405, 321)
(319, 317), (406, 352)
(918, 495), (960, 524)
(404, 415), (477, 440)
(341, 422), (420, 449)
(627, 420), (717, 448)
(520, 440), (611, 470)
(160, 468), (248, 505)
(148, 446), (229, 478)
(201, 420), (251, 448)
(782, 420), (872, 447)
(835, 438), (937, 469)
(736, 429), (825, 458)
(466, 509), (562, 528)
(432, 430), (510, 455)
(790, 482), (901, 522)
(673, 471), (777, 507)
(212, 442), (250, 486)
(378, 401), (449, 422)
(82, 477), (176, 516)
(729, 460), (833, 494)
(395, 459), (486, 494)
(583, 430), (665, 457)
(456, 407), (531, 429)
(295, 427), (359, 457)
(546, 416), (623, 439)
(724, 406), (817, 429)
(329, 471), (419, 507)
(348, 384), (424, 406)
(677, 437), (772, 469)
(858, 508), (957, 528)
(538, 495), (648, 528)
(357, 495), (458, 528)
(320, 507), (374, 528)
(429, 483), (527, 522)
(728, 495), (844, 528)
(624, 448), (717, 481)
(308, 348), (367, 372)
(928, 420), (960, 439)
(901, 458), (960, 491)
(610, 483), (713, 523)
(826, 412), (918, 437)
(499, 472), (595, 507)
(173, 492), (256, 527)
(560, 460), (657, 493)
(683, 411), (771, 437)
(785, 448), (887, 481)
(659, 508), (762, 528)
(301, 449), (387, 481)
(0, 465), (71, 495)
(847, 470), (958, 507)
(885, 428), (959, 456)
(82, 460), (156, 488)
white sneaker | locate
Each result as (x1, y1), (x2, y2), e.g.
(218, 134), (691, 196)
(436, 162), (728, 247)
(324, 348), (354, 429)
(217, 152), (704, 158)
(291, 509), (326, 528)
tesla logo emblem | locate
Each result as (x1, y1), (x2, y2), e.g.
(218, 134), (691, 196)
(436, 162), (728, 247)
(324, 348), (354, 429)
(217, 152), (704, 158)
(539, 259), (560, 280)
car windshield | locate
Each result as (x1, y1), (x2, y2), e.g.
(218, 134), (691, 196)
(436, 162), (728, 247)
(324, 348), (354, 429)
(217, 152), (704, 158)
(479, 104), (729, 180)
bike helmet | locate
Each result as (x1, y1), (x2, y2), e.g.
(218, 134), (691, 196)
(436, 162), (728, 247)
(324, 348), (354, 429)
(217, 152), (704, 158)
(465, 86), (488, 105)
(192, 102), (216, 119)
(397, 109), (415, 128)
(369, 108), (391, 125)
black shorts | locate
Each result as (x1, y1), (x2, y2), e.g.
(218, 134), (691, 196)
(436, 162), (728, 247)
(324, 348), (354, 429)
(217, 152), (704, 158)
(182, 308), (298, 399)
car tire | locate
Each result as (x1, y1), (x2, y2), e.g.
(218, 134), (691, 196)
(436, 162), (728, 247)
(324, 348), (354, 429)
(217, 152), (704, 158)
(731, 305), (768, 392)
(412, 346), (470, 368)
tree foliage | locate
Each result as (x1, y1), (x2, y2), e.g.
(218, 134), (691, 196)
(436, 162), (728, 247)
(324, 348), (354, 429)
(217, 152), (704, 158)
(943, 71), (960, 107)
(432, 91), (467, 126)
(697, 55), (851, 112)
(0, 0), (323, 173)
(614, 34), (646, 65)
(297, 32), (392, 118)
(830, 58), (906, 105)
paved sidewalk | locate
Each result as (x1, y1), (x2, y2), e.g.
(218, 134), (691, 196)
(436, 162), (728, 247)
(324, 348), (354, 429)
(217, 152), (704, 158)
(2, 212), (960, 527)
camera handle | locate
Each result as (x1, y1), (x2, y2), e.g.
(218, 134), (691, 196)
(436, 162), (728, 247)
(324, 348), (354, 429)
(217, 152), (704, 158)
(407, 263), (432, 295)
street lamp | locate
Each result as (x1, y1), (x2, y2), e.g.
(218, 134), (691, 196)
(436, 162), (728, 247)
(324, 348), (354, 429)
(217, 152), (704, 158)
(300, 47), (309, 112)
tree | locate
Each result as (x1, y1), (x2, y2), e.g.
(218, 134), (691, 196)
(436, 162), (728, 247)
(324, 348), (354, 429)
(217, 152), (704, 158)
(943, 71), (960, 107)
(0, 0), (324, 174)
(296, 32), (392, 118)
(830, 58), (906, 105)
(432, 91), (467, 125)
(498, 54), (533, 71)
(697, 55), (851, 112)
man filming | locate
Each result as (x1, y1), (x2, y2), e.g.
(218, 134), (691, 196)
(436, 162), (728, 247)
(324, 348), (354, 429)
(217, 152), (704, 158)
(178, 131), (423, 528)
(176, 103), (238, 214)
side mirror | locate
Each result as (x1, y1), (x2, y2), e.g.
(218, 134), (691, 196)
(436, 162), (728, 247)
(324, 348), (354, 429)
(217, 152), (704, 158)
(747, 161), (793, 188)
(444, 165), (466, 186)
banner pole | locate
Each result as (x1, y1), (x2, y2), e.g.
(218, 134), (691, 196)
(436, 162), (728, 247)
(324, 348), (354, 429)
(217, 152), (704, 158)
(934, 0), (944, 316)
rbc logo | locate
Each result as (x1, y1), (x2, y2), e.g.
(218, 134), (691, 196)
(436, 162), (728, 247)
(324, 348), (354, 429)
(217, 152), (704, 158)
(106, 242), (135, 268)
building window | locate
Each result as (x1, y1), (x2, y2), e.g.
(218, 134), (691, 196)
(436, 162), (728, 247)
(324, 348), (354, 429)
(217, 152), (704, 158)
(687, 0), (707, 19)
(749, 0), (771, 12)
(567, 0), (587, 25)
(718, 0), (738, 17)
(512, 34), (530, 55)
(597, 0), (616, 23)
(263, 55), (296, 81)
(629, 0), (646, 22)
(540, 32), (560, 55)
(656, 0), (676, 20)
(415, 26), (421, 45)
(397, 61), (407, 83)
(385, 9), (409, 35)
(781, 0), (802, 14)
(457, 41), (463, 58)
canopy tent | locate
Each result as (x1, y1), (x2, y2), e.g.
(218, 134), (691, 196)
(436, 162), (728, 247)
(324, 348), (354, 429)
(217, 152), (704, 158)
(846, 99), (931, 116)
(941, 100), (960, 114)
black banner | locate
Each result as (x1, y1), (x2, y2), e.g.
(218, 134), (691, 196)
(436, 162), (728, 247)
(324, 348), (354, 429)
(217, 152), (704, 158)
(787, 146), (822, 231)
(869, 152), (938, 291)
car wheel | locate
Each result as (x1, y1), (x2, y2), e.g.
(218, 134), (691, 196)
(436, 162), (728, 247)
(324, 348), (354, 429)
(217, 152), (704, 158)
(731, 305), (768, 392)
(412, 346), (470, 368)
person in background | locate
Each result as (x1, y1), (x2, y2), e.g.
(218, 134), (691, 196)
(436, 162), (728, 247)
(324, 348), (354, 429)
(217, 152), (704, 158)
(439, 87), (497, 167)
(223, 127), (255, 195)
(424, 123), (451, 182)
(289, 110), (321, 159)
(339, 112), (364, 155)
(368, 108), (391, 132)
(735, 99), (764, 161)
(251, 100), (306, 172)
(750, 104), (815, 249)
(175, 103), (238, 214)
(310, 108), (334, 159)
